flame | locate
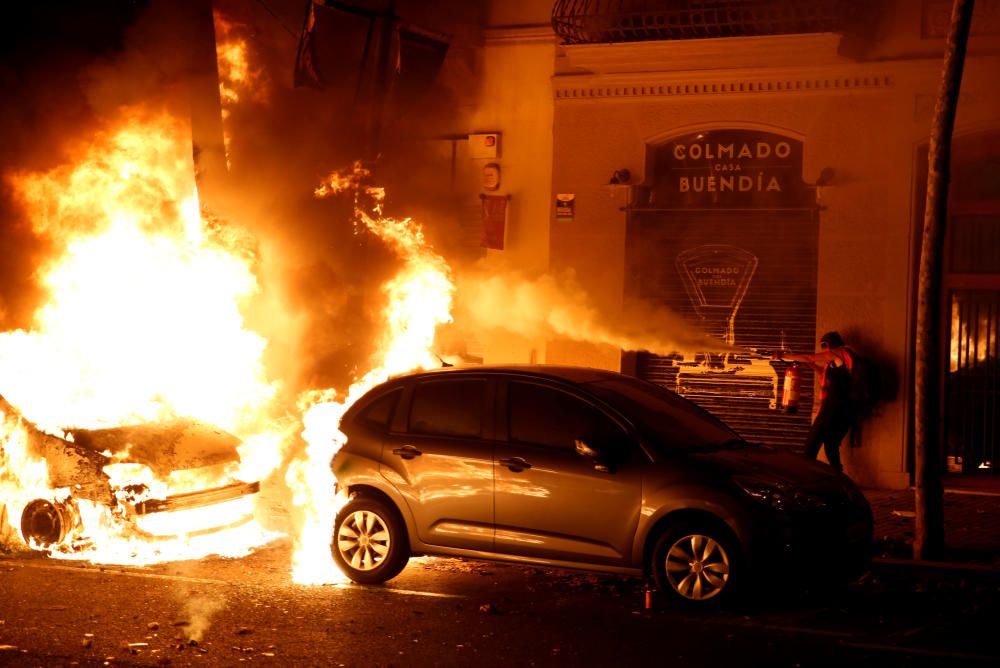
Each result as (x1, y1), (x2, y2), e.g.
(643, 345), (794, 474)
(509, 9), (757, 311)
(213, 11), (267, 166)
(2, 112), (275, 434)
(0, 110), (284, 563)
(287, 164), (455, 584)
(0, 413), (51, 542)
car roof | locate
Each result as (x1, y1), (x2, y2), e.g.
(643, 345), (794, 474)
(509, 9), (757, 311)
(342, 365), (627, 426)
(393, 364), (623, 385)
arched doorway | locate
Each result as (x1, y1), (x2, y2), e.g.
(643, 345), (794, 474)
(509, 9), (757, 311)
(624, 128), (819, 449)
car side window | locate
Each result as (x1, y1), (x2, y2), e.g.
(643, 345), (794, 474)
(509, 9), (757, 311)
(358, 388), (402, 431)
(508, 382), (625, 452)
(409, 379), (486, 438)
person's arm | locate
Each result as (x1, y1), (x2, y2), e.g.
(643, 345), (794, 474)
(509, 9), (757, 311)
(777, 349), (836, 369)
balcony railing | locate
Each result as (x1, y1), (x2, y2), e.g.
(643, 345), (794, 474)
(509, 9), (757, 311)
(551, 0), (865, 45)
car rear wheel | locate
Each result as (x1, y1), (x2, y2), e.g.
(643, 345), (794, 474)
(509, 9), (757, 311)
(332, 495), (409, 584)
(652, 521), (742, 607)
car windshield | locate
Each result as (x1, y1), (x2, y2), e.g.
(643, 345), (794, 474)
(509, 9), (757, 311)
(586, 376), (741, 452)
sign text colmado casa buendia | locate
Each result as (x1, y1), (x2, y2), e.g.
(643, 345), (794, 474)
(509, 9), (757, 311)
(674, 140), (789, 194)
(647, 130), (814, 208)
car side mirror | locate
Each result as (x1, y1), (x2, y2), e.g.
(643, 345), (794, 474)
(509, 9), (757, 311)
(574, 439), (615, 474)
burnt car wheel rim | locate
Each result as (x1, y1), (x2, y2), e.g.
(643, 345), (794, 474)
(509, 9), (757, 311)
(338, 510), (391, 572)
(664, 534), (730, 600)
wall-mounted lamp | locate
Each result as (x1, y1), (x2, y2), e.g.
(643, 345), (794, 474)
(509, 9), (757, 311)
(814, 167), (835, 207)
(815, 167), (835, 186)
(604, 168), (634, 207)
(609, 168), (631, 185)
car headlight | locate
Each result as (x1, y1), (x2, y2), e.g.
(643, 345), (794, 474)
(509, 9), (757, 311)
(733, 476), (828, 512)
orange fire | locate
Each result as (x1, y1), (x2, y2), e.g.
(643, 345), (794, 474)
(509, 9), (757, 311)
(212, 11), (267, 165)
(0, 110), (284, 563)
(286, 164), (455, 584)
(0, 111), (457, 583)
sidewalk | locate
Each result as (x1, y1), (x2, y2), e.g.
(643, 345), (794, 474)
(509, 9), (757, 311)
(865, 486), (1000, 567)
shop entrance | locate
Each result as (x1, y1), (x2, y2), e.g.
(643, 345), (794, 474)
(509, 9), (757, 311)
(943, 179), (1000, 476)
(625, 129), (819, 449)
(914, 131), (1000, 479)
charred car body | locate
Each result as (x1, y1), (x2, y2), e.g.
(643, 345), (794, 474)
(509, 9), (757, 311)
(1, 395), (259, 552)
(330, 365), (873, 607)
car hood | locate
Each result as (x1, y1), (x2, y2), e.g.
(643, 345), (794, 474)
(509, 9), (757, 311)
(69, 419), (242, 477)
(689, 445), (842, 487)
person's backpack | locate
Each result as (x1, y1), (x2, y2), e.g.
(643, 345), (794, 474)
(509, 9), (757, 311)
(848, 350), (882, 413)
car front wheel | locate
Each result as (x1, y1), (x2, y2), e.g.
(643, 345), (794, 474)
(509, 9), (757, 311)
(332, 495), (409, 584)
(652, 521), (742, 607)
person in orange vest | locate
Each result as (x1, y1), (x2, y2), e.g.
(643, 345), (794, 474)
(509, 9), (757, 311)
(777, 331), (856, 472)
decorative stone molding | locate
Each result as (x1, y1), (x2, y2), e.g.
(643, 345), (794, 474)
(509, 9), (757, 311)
(563, 33), (847, 74)
(554, 71), (893, 100)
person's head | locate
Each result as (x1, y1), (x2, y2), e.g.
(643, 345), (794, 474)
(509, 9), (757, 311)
(820, 331), (844, 350)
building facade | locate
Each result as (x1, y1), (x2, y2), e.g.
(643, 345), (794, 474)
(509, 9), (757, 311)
(467, 0), (1000, 489)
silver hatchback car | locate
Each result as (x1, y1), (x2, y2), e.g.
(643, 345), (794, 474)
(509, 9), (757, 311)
(331, 365), (872, 606)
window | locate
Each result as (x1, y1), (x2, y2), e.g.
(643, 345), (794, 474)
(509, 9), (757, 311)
(358, 388), (401, 430)
(587, 376), (737, 451)
(409, 379), (486, 438)
(508, 382), (624, 451)
(950, 214), (1000, 274)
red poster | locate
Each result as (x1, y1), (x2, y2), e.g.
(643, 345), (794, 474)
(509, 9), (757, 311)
(480, 195), (508, 250)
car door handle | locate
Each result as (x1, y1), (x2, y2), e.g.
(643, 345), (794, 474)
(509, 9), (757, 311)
(392, 446), (422, 460)
(499, 457), (532, 472)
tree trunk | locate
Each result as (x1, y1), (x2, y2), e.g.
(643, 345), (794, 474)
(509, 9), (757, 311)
(914, 0), (976, 561)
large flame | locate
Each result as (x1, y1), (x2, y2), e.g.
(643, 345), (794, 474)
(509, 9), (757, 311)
(0, 112), (455, 580)
(2, 112), (275, 434)
(0, 111), (284, 563)
(287, 164), (455, 584)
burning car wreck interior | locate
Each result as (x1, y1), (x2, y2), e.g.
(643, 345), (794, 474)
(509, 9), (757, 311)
(2, 394), (260, 554)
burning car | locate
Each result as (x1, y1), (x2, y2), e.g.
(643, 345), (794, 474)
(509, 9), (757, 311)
(1, 394), (260, 555)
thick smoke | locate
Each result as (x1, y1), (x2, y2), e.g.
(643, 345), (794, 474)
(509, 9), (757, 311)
(201, 0), (487, 397)
(0, 0), (480, 405)
(453, 269), (721, 358)
(1, 0), (706, 411)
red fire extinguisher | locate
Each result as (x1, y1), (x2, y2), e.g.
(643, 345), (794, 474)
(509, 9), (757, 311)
(781, 363), (801, 414)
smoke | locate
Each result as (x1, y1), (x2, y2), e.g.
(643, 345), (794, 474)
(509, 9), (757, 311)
(453, 269), (720, 358)
(198, 0), (491, 397)
(0, 0), (489, 396)
(176, 591), (227, 643)
(0, 0), (352, 398)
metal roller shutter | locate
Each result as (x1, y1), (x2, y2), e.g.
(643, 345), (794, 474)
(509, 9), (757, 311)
(626, 210), (818, 450)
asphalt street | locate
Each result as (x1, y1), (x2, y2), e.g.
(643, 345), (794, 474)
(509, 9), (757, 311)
(1, 538), (998, 667)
